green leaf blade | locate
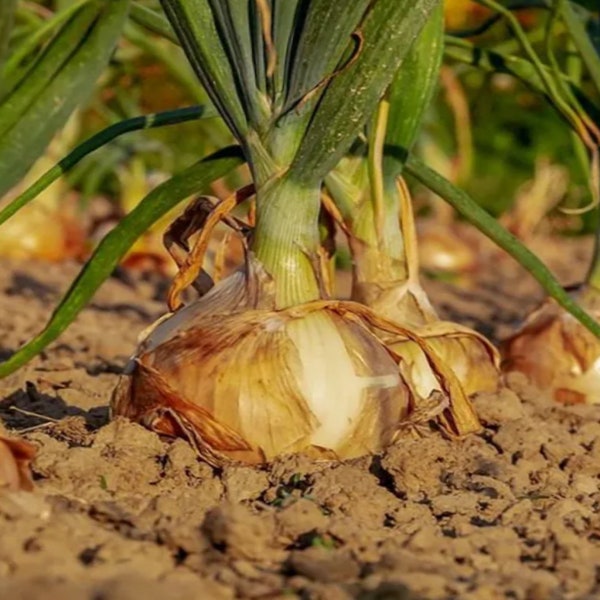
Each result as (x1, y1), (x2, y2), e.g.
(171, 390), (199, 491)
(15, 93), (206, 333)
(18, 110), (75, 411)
(130, 2), (178, 44)
(271, 0), (302, 104)
(290, 0), (441, 183)
(210, 0), (266, 126)
(0, 2), (99, 135)
(0, 105), (217, 228)
(0, 0), (17, 84)
(160, 0), (248, 140)
(384, 4), (444, 178)
(0, 0), (131, 198)
(284, 0), (370, 108)
(561, 2), (600, 96)
(1, 0), (95, 86)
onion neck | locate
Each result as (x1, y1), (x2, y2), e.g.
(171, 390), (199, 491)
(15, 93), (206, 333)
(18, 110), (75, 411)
(251, 175), (323, 308)
(326, 167), (408, 300)
(349, 178), (408, 301)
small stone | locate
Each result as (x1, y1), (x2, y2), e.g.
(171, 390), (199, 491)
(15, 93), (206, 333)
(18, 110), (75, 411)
(222, 466), (269, 503)
(202, 503), (281, 562)
(288, 547), (360, 583)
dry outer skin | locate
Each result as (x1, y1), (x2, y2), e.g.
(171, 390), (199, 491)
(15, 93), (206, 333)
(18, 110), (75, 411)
(0, 236), (599, 600)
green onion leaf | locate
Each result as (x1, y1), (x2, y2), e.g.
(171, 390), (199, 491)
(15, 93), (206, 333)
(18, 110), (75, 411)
(0, 0), (131, 198)
(0, 3), (99, 129)
(0, 105), (217, 227)
(130, 2), (178, 44)
(160, 0), (248, 140)
(271, 0), (301, 104)
(384, 4), (444, 178)
(291, 0), (441, 183)
(0, 0), (17, 83)
(405, 154), (600, 339)
(283, 0), (370, 110)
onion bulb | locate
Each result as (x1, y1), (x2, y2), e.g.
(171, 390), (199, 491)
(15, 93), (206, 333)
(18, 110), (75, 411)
(0, 200), (84, 262)
(112, 255), (481, 465)
(501, 285), (600, 405)
(0, 113), (84, 262)
(417, 219), (479, 277)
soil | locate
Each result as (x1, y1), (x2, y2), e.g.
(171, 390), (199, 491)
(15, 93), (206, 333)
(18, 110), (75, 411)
(1, 233), (599, 600)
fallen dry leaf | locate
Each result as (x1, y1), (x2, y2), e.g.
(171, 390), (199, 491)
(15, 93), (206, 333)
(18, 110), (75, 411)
(0, 431), (36, 492)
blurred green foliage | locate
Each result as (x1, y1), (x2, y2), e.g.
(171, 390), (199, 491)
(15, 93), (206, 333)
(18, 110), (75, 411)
(429, 1), (599, 230)
(3, 0), (234, 208)
(5, 1), (598, 233)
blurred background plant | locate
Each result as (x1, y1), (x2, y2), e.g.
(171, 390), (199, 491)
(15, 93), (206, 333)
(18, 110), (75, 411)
(437, 0), (600, 404)
(413, 0), (599, 281)
(0, 0), (237, 269)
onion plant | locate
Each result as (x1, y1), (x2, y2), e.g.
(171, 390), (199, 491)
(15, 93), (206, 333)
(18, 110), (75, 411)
(0, 1), (130, 260)
(443, 0), (600, 403)
(0, 0), (130, 197)
(1, 1), (600, 460)
(111, 0), (483, 464)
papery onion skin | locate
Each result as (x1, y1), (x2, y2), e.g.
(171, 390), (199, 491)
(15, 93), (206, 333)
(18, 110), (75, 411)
(501, 287), (600, 405)
(112, 275), (414, 465)
(424, 333), (499, 397)
(394, 331), (500, 401)
(360, 283), (501, 400)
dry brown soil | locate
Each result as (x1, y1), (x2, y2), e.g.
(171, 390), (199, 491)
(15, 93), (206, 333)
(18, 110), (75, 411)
(0, 234), (599, 600)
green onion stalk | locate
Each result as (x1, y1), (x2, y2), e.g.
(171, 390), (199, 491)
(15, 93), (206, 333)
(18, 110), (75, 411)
(327, 5), (445, 317)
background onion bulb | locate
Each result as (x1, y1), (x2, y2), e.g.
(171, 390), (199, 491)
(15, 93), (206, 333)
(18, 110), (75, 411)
(501, 285), (600, 405)
(368, 282), (499, 400)
(355, 179), (500, 401)
(0, 112), (84, 262)
(417, 220), (479, 277)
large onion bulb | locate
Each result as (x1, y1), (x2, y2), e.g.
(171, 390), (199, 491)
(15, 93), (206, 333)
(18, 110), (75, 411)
(112, 258), (480, 465)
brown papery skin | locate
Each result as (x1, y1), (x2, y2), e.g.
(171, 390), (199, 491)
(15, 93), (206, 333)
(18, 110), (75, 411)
(501, 288), (600, 405)
(357, 281), (501, 401)
(395, 329), (500, 399)
(112, 304), (412, 466)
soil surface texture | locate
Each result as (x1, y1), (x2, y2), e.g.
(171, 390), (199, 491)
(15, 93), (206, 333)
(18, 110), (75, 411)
(0, 234), (599, 600)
